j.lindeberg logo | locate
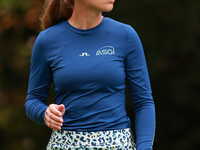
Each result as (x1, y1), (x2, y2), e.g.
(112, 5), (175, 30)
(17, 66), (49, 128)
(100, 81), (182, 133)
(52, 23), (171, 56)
(96, 46), (115, 55)
(79, 52), (90, 56)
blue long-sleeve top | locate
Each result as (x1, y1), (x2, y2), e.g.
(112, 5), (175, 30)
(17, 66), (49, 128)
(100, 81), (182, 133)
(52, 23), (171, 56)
(25, 17), (155, 150)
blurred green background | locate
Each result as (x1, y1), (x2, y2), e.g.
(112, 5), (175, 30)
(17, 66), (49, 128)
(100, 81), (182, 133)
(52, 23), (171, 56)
(0, 0), (200, 149)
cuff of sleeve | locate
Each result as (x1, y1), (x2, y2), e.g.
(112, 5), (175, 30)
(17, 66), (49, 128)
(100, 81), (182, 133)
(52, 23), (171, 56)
(39, 106), (48, 125)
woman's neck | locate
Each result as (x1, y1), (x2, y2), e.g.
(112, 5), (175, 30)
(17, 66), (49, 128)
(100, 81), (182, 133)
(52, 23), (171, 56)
(68, 2), (103, 30)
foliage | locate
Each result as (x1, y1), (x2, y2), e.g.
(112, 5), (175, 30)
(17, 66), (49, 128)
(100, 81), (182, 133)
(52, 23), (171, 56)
(0, 0), (200, 149)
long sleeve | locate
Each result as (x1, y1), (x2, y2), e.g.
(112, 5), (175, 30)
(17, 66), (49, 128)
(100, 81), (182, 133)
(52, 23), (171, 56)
(125, 26), (155, 150)
(25, 32), (52, 125)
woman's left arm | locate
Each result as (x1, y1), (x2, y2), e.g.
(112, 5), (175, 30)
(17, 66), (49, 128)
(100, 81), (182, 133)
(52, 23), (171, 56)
(125, 26), (156, 150)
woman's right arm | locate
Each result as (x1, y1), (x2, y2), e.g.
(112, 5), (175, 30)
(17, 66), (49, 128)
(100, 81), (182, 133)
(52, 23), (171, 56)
(25, 32), (51, 125)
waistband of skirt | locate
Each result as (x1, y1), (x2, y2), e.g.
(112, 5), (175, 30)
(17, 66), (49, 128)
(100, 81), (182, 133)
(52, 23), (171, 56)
(54, 128), (133, 135)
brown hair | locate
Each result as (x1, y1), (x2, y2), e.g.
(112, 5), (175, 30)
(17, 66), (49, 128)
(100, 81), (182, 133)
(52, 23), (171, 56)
(40, 0), (74, 30)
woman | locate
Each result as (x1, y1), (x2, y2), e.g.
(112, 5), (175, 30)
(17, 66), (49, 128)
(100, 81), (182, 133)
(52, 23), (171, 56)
(25, 0), (155, 149)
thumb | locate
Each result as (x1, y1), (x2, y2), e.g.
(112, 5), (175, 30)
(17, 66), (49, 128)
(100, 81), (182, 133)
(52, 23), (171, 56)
(57, 104), (65, 116)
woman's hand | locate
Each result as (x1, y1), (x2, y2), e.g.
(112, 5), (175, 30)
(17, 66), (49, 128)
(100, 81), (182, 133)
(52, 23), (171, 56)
(44, 104), (65, 130)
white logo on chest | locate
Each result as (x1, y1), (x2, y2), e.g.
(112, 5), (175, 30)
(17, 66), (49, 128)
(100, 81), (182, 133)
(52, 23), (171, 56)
(79, 52), (90, 57)
(96, 46), (115, 55)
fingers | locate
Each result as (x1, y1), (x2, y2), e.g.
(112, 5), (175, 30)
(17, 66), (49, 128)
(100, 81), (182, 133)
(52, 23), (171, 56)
(45, 114), (62, 130)
(57, 104), (65, 116)
(51, 104), (63, 117)
(44, 104), (65, 130)
(47, 107), (63, 123)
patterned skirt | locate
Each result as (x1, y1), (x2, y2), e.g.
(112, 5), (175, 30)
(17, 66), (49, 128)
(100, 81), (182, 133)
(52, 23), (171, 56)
(46, 128), (136, 150)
